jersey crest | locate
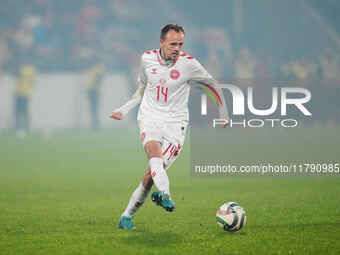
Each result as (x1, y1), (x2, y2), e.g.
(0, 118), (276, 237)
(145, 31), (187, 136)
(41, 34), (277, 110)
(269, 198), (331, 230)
(170, 69), (180, 80)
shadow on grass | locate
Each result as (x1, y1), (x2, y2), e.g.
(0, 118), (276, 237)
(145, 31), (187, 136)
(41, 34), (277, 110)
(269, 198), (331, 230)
(120, 229), (182, 247)
(215, 229), (248, 237)
(248, 222), (340, 230)
(212, 222), (340, 237)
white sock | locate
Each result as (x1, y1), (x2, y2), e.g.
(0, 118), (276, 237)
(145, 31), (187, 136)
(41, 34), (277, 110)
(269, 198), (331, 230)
(149, 157), (170, 195)
(122, 182), (150, 218)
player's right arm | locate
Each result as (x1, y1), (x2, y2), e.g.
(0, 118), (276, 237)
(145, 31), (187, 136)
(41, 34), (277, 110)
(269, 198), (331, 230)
(109, 82), (146, 120)
(188, 58), (229, 124)
(109, 56), (147, 120)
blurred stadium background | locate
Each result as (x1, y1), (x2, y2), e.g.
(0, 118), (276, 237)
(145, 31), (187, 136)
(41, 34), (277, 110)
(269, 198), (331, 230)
(0, 0), (339, 132)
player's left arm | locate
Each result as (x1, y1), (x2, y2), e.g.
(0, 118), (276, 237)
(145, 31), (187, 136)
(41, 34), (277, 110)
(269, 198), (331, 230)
(188, 59), (229, 126)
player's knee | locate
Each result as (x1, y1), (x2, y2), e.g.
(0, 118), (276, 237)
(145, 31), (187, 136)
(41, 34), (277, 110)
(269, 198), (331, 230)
(145, 141), (162, 159)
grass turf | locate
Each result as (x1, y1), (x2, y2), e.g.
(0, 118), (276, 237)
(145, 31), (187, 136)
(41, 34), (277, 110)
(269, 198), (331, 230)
(0, 129), (340, 255)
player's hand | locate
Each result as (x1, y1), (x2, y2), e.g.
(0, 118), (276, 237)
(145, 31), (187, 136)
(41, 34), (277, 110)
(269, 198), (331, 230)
(109, 112), (123, 120)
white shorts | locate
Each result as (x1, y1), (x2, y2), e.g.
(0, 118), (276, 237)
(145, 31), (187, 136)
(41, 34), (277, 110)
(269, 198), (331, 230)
(138, 119), (188, 169)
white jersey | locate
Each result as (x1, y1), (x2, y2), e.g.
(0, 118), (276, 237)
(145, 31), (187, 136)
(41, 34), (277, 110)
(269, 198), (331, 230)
(114, 49), (228, 122)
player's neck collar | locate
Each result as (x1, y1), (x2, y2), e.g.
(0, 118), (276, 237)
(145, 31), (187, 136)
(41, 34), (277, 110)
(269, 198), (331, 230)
(158, 49), (176, 67)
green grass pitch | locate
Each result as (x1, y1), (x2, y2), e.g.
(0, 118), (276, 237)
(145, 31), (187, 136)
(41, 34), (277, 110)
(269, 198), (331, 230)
(0, 129), (340, 255)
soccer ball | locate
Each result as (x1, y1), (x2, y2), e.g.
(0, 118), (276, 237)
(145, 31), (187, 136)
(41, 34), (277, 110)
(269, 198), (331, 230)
(216, 202), (246, 232)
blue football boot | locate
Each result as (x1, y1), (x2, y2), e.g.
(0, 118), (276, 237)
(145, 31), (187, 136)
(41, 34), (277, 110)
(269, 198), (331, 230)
(118, 216), (135, 230)
(151, 191), (175, 212)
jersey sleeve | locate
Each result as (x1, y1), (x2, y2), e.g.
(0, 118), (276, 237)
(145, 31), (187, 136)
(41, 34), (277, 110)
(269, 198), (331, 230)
(188, 59), (229, 121)
(113, 56), (147, 116)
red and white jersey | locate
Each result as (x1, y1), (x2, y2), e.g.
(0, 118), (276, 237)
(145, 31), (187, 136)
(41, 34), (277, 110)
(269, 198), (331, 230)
(114, 49), (228, 122)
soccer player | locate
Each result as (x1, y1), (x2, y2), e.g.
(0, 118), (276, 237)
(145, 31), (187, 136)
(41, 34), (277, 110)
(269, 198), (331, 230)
(110, 24), (228, 230)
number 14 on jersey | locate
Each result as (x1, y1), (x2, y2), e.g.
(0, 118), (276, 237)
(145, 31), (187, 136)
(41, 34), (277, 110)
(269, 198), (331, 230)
(156, 86), (168, 103)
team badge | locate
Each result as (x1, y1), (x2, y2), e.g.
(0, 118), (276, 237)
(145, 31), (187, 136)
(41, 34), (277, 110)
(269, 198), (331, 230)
(170, 70), (180, 80)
